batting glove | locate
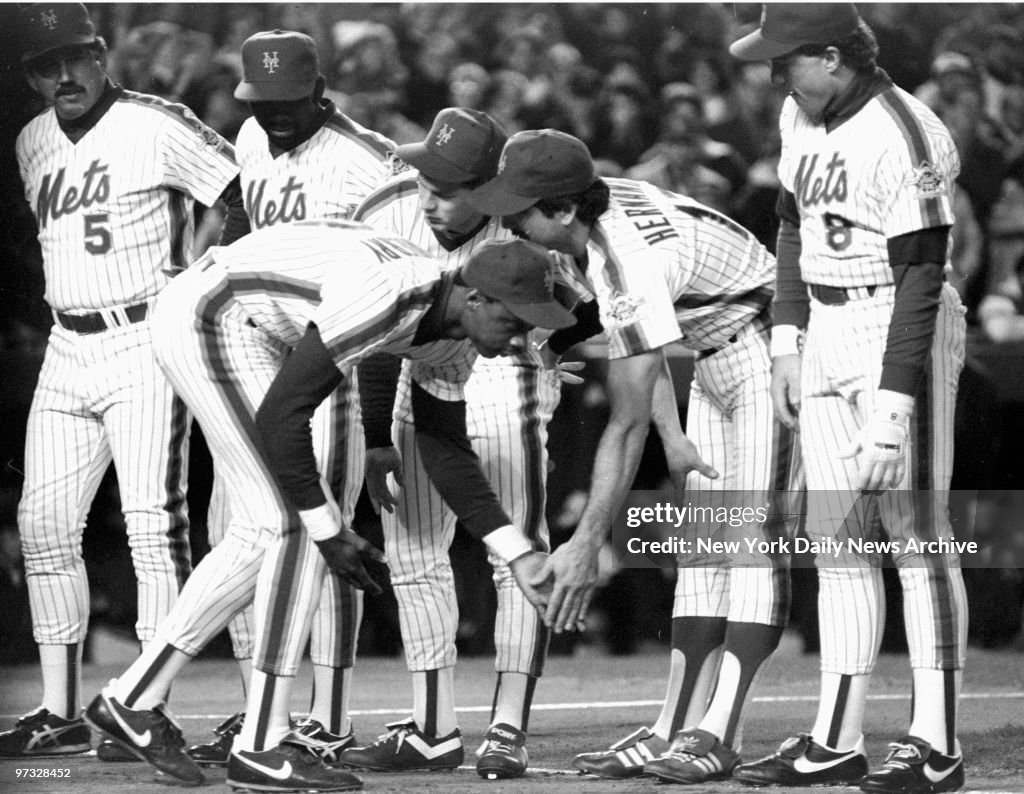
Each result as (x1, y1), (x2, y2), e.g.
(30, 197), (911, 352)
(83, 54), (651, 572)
(839, 389), (914, 491)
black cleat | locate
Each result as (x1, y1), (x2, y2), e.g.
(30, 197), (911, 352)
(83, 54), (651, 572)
(859, 736), (964, 793)
(476, 723), (528, 780)
(0, 709), (91, 757)
(733, 733), (869, 787)
(227, 734), (363, 791)
(84, 682), (204, 787)
(340, 719), (463, 772)
(187, 711), (244, 766)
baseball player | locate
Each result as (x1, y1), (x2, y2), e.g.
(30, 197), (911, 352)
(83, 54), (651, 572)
(0, 2), (241, 761)
(729, 6), (967, 793)
(468, 130), (801, 784)
(185, 29), (397, 767)
(81, 220), (569, 791)
(342, 107), (567, 779)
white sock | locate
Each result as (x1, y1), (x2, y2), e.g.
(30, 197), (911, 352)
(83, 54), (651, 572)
(909, 668), (960, 755)
(235, 670), (293, 753)
(40, 644), (80, 719)
(811, 672), (870, 751)
(413, 668), (457, 737)
(309, 664), (353, 736)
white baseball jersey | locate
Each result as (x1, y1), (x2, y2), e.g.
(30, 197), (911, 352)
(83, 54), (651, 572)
(16, 87), (238, 653)
(150, 219), (478, 675)
(17, 90), (239, 311)
(563, 177), (775, 359)
(778, 81), (967, 678)
(777, 88), (960, 288)
(215, 106), (396, 670)
(353, 174), (557, 675)
(235, 103), (395, 226)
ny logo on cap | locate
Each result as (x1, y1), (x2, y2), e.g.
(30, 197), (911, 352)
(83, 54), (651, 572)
(435, 123), (454, 146)
(263, 51), (280, 73)
(41, 9), (58, 30)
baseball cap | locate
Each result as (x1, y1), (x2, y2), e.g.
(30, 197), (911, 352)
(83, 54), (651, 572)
(931, 51), (978, 78)
(460, 239), (576, 330)
(20, 3), (98, 64)
(468, 130), (596, 217)
(729, 3), (861, 61)
(395, 108), (508, 185)
(235, 30), (319, 102)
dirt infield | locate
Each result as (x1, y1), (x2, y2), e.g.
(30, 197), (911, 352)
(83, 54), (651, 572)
(2, 634), (1022, 793)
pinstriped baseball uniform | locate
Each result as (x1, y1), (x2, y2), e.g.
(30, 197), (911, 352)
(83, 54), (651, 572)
(16, 87), (238, 646)
(149, 219), (477, 676)
(559, 177), (801, 626)
(210, 108), (395, 669)
(777, 86), (967, 674)
(353, 174), (557, 674)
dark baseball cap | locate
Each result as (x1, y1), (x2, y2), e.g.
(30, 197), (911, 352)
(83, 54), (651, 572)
(461, 239), (576, 330)
(468, 130), (596, 217)
(729, 3), (861, 61)
(235, 30), (319, 102)
(20, 3), (98, 64)
(396, 108), (508, 185)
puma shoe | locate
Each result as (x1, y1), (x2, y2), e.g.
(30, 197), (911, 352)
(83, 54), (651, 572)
(476, 723), (528, 780)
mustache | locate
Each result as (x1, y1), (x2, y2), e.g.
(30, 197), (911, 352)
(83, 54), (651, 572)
(55, 85), (83, 96)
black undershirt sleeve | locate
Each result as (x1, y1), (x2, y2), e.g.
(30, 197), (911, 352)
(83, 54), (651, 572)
(547, 298), (604, 356)
(256, 325), (343, 510)
(773, 216), (810, 329)
(411, 380), (511, 540)
(358, 353), (403, 449)
(217, 176), (251, 245)
(880, 227), (950, 395)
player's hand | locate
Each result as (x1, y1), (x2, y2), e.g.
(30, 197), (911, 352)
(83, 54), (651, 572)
(663, 434), (719, 490)
(365, 446), (404, 514)
(553, 359), (585, 385)
(839, 390), (913, 491)
(531, 540), (599, 634)
(771, 355), (802, 430)
(536, 340), (586, 385)
(508, 550), (552, 613)
(314, 528), (388, 596)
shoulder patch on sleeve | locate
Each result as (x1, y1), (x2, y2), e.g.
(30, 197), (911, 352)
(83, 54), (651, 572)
(906, 161), (947, 198)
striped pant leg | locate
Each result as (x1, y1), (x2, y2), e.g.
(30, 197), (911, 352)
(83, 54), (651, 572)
(150, 282), (292, 657)
(800, 303), (885, 674)
(883, 285), (968, 670)
(466, 364), (558, 677)
(309, 380), (365, 669)
(381, 420), (458, 672)
(100, 323), (192, 643)
(207, 472), (256, 660)
(18, 332), (110, 645)
(674, 374), (730, 620)
(723, 337), (795, 628)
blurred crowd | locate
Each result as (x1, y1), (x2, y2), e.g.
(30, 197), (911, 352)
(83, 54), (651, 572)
(2, 3), (1024, 658)
(65, 2), (1024, 338)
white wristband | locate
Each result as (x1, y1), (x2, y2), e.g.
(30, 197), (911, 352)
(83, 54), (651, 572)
(300, 504), (339, 541)
(483, 524), (533, 563)
(770, 324), (803, 358)
(875, 389), (915, 419)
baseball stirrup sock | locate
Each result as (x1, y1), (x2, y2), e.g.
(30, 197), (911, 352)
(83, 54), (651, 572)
(413, 668), (457, 737)
(309, 664), (352, 736)
(489, 672), (537, 731)
(236, 671), (291, 753)
(811, 672), (869, 752)
(908, 668), (960, 755)
(39, 644), (80, 719)
(652, 616), (727, 738)
(703, 621), (784, 747)
(120, 642), (178, 708)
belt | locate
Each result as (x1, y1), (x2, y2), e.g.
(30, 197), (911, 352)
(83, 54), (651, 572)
(808, 283), (883, 305)
(697, 333), (738, 360)
(54, 302), (149, 334)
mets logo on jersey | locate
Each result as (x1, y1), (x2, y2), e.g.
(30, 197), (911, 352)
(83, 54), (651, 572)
(907, 161), (946, 198)
(604, 291), (645, 327)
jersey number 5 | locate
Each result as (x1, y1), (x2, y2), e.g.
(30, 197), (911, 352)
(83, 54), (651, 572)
(84, 213), (112, 254)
